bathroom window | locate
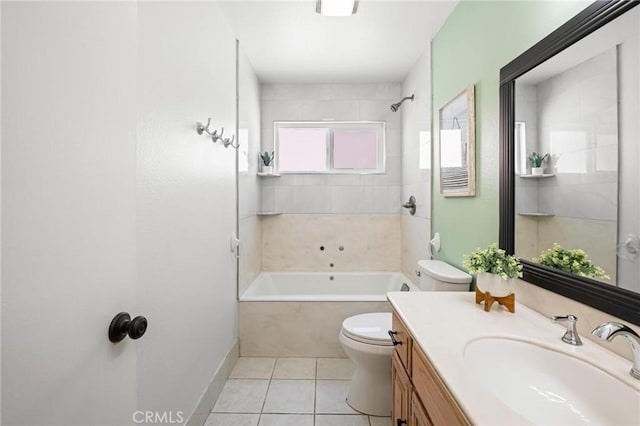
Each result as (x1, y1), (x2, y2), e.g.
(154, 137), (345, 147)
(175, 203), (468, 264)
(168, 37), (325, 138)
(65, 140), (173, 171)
(274, 121), (385, 174)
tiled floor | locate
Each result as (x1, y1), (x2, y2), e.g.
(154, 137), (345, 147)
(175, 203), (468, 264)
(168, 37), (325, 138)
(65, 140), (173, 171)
(205, 357), (391, 426)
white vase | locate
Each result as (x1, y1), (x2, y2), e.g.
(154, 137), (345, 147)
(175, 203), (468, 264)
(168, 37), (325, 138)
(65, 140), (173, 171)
(476, 272), (514, 297)
(262, 165), (273, 174)
(531, 167), (544, 176)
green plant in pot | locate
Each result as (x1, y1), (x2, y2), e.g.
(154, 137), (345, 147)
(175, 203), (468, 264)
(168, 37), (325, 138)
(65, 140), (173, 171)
(533, 243), (610, 280)
(528, 152), (549, 175)
(463, 243), (522, 296)
(260, 151), (274, 173)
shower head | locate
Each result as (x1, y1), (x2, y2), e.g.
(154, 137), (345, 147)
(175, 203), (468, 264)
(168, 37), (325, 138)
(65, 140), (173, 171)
(390, 94), (414, 112)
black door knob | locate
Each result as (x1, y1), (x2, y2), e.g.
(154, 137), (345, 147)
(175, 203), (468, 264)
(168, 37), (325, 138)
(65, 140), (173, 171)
(109, 312), (148, 343)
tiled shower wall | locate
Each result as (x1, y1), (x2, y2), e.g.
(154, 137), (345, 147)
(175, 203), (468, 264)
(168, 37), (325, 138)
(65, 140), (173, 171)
(401, 47), (432, 283)
(259, 83), (403, 215)
(257, 83), (405, 273)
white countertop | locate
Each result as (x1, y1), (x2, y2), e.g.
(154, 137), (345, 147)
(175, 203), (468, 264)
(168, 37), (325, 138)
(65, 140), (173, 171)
(387, 291), (640, 425)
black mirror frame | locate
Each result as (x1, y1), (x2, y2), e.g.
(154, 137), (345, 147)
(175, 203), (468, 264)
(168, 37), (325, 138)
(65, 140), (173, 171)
(499, 0), (640, 325)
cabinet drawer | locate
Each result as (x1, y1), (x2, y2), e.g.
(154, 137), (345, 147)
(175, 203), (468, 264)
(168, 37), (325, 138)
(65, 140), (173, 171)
(391, 312), (412, 372)
(412, 345), (469, 426)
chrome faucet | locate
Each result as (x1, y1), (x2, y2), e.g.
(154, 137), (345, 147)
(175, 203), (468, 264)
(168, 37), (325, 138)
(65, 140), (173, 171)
(592, 322), (640, 380)
(551, 314), (583, 346)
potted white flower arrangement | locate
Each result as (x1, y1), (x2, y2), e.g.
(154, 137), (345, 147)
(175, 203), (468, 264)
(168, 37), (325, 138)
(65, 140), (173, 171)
(463, 243), (522, 297)
(533, 243), (610, 280)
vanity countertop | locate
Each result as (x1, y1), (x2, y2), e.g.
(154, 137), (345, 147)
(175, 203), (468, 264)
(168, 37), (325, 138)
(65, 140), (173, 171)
(386, 291), (640, 425)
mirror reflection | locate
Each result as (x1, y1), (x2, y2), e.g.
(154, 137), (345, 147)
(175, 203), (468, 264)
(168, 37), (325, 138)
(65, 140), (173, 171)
(514, 7), (640, 293)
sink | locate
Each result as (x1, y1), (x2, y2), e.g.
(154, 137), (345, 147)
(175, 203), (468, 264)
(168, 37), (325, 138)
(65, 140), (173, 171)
(464, 337), (640, 425)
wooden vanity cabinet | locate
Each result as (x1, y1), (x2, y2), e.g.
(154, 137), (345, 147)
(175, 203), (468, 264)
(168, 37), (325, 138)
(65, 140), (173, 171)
(390, 312), (470, 426)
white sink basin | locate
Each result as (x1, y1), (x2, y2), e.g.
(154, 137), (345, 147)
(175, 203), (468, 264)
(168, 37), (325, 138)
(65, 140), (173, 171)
(464, 337), (640, 425)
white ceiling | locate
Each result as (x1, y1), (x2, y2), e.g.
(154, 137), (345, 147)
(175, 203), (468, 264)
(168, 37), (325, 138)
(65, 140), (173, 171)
(218, 0), (458, 83)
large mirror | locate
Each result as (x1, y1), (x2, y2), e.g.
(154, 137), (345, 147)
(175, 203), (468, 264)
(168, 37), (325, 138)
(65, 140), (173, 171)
(500, 0), (640, 325)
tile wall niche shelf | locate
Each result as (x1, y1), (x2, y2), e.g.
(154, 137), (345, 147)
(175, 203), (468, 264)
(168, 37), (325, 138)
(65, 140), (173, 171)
(257, 172), (281, 177)
(256, 211), (282, 216)
(519, 173), (555, 179)
(517, 212), (555, 217)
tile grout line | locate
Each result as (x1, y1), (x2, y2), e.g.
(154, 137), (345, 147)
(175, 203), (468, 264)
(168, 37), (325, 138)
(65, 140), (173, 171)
(256, 359), (276, 426)
(313, 358), (318, 426)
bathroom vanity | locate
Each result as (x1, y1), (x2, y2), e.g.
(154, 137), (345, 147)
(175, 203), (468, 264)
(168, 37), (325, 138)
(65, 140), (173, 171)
(387, 292), (640, 425)
(390, 310), (469, 425)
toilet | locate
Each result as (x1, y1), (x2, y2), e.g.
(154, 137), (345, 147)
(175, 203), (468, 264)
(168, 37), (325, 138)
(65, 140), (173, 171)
(338, 260), (472, 416)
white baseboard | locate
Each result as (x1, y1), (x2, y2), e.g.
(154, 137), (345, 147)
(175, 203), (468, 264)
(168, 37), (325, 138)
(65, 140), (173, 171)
(185, 339), (240, 426)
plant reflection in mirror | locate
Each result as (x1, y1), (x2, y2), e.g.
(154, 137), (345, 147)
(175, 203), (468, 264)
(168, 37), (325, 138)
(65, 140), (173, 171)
(533, 243), (610, 279)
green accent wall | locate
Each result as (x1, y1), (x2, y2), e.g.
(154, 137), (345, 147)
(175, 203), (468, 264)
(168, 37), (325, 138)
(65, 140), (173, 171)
(431, 0), (590, 269)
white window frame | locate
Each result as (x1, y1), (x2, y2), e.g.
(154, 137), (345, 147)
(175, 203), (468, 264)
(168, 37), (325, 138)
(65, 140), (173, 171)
(274, 121), (386, 174)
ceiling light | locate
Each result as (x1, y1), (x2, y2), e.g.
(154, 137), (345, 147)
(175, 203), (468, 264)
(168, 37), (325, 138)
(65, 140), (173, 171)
(316, 0), (359, 17)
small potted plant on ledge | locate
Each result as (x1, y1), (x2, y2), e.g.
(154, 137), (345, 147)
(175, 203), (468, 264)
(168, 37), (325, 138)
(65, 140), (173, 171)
(463, 243), (523, 297)
(533, 243), (610, 280)
(260, 151), (274, 174)
(528, 152), (549, 176)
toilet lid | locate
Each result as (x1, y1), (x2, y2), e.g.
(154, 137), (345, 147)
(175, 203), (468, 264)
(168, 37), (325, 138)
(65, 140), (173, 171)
(342, 313), (393, 346)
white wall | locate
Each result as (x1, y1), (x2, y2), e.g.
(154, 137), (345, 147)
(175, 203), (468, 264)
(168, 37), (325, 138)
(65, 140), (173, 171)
(260, 83), (402, 214)
(401, 47), (432, 282)
(2, 2), (239, 424)
(136, 2), (238, 418)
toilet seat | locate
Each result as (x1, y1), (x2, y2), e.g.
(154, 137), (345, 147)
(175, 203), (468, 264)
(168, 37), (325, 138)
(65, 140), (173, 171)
(341, 313), (393, 346)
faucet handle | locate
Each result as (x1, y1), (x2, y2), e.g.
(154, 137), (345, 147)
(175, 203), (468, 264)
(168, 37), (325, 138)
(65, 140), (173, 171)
(551, 314), (583, 346)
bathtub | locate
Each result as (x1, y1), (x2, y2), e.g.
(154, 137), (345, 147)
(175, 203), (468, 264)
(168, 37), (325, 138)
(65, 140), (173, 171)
(239, 271), (415, 357)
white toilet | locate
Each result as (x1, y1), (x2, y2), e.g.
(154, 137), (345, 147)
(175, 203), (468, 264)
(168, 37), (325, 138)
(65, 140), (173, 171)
(338, 260), (472, 416)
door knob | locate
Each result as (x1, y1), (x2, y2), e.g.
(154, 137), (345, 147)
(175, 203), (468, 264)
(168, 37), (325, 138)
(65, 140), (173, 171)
(109, 312), (148, 343)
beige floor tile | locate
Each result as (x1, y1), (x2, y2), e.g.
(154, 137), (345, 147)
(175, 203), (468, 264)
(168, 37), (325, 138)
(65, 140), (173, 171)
(369, 416), (392, 426)
(273, 358), (316, 379)
(315, 414), (370, 426)
(212, 380), (270, 413)
(317, 358), (354, 380)
(258, 413), (314, 426)
(262, 379), (316, 414)
(205, 413), (260, 426)
(315, 380), (358, 414)
(230, 357), (276, 379)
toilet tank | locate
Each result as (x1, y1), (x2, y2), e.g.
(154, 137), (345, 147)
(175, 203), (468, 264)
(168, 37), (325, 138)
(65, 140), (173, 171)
(417, 260), (472, 291)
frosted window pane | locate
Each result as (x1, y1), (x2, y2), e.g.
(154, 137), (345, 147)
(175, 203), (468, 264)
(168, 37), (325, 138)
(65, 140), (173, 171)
(419, 131), (431, 169)
(278, 128), (327, 172)
(333, 130), (378, 169)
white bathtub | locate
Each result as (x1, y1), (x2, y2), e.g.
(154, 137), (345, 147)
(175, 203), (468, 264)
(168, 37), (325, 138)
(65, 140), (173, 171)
(239, 271), (415, 357)
(240, 271), (416, 301)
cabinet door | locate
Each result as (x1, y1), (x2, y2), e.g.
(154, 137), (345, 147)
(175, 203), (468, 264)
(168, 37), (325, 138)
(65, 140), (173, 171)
(392, 353), (412, 426)
(410, 392), (433, 426)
